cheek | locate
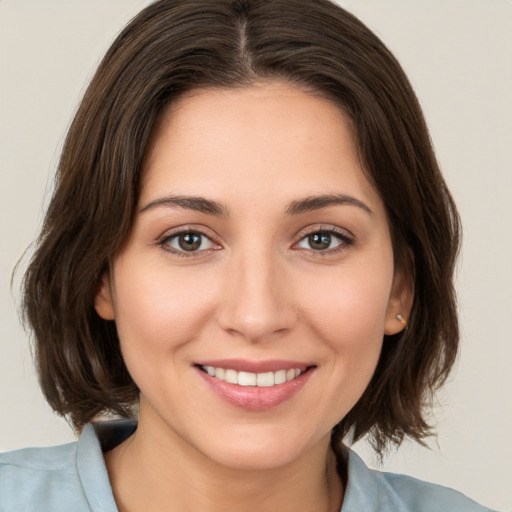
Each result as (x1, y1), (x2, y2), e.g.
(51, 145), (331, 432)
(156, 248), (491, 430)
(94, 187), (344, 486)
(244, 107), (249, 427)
(297, 251), (394, 406)
(303, 265), (393, 344)
(112, 261), (220, 357)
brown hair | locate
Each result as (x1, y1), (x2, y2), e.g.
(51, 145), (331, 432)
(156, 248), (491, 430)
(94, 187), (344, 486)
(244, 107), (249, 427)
(22, 0), (460, 456)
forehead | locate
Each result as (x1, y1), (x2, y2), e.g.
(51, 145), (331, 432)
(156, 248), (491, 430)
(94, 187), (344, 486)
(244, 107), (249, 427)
(141, 82), (381, 215)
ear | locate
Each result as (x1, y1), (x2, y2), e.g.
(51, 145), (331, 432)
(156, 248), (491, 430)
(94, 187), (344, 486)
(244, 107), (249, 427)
(94, 272), (115, 320)
(384, 268), (414, 336)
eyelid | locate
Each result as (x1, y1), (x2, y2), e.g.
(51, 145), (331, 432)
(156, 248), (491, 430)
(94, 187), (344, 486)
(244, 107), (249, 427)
(294, 224), (354, 241)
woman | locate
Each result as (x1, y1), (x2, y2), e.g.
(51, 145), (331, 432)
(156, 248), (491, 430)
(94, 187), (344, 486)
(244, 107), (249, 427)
(0, 1), (499, 511)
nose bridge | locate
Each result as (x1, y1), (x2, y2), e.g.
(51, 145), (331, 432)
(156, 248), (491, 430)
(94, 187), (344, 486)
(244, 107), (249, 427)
(217, 242), (295, 342)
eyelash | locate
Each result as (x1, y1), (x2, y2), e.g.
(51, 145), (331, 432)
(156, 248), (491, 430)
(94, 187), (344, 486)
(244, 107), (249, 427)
(157, 226), (354, 258)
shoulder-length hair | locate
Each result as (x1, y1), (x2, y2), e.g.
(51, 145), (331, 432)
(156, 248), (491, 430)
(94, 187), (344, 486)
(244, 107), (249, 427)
(22, 0), (460, 456)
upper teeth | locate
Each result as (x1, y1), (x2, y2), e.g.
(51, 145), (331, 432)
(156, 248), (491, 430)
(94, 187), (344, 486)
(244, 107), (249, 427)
(202, 366), (304, 387)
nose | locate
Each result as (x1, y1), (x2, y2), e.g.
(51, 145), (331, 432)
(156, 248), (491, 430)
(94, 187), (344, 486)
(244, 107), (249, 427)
(216, 249), (297, 343)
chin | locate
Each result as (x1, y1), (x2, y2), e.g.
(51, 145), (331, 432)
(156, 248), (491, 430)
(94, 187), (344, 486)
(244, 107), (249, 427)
(198, 425), (328, 471)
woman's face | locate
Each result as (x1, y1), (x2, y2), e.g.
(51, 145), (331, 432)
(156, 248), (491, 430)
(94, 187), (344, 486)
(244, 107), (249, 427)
(96, 82), (410, 470)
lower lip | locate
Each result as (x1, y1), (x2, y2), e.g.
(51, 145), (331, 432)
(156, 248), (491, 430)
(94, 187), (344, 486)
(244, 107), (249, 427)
(196, 367), (314, 411)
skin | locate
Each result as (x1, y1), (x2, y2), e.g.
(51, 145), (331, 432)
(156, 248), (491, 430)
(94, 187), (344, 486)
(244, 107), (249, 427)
(95, 81), (412, 512)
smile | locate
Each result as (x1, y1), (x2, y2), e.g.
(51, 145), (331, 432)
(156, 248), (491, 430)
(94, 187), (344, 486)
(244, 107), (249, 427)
(200, 365), (305, 387)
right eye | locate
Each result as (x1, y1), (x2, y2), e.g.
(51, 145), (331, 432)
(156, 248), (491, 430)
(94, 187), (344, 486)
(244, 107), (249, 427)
(160, 231), (217, 255)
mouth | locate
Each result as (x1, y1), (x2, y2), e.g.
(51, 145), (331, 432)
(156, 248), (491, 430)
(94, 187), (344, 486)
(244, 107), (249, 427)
(198, 365), (308, 387)
(194, 361), (316, 411)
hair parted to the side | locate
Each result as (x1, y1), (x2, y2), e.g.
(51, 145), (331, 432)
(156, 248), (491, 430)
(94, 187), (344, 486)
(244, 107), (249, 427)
(22, 0), (460, 457)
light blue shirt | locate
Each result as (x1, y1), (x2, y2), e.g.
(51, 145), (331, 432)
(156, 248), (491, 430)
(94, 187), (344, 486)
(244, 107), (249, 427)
(0, 421), (495, 511)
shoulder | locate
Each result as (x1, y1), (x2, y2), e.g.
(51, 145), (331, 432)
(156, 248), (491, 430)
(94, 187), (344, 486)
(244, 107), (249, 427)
(0, 423), (125, 512)
(0, 440), (77, 471)
(378, 471), (493, 512)
(342, 449), (496, 512)
(0, 441), (91, 511)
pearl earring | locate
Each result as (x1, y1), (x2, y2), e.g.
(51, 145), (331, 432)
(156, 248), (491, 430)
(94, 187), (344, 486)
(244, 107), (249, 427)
(396, 314), (406, 325)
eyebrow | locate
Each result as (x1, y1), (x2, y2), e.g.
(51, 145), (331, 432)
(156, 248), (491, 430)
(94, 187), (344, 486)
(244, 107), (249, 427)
(285, 194), (374, 216)
(140, 193), (373, 217)
(140, 195), (229, 216)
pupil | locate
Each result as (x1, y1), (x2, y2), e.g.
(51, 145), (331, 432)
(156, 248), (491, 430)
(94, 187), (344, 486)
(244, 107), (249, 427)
(309, 233), (331, 250)
(179, 233), (201, 251)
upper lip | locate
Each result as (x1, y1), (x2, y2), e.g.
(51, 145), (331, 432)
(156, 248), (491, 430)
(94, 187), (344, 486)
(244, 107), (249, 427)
(194, 359), (314, 373)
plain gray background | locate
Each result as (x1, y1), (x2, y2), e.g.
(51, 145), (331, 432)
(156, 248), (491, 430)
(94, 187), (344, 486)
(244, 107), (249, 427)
(1, 1), (511, 511)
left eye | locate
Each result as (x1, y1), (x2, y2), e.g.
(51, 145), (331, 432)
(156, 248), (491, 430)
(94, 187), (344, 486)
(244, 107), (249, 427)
(163, 231), (215, 252)
(297, 231), (346, 251)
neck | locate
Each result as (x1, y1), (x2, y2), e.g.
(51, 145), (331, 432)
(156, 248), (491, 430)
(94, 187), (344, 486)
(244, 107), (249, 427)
(105, 410), (344, 512)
